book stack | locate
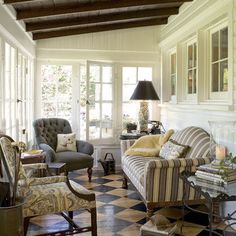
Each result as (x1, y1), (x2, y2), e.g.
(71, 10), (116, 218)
(195, 163), (236, 190)
(21, 149), (43, 158)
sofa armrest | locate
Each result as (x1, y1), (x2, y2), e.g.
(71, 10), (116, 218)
(120, 139), (136, 156)
(38, 143), (56, 162)
(76, 140), (94, 155)
(144, 156), (212, 203)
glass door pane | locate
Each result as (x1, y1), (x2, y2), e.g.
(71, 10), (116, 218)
(87, 62), (113, 141)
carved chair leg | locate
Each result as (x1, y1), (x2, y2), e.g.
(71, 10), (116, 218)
(122, 175), (128, 189)
(24, 217), (30, 236)
(91, 207), (97, 236)
(87, 167), (92, 182)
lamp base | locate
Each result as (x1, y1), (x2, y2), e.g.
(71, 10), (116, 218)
(138, 101), (149, 132)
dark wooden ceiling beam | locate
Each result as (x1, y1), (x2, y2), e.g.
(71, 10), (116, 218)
(4, 0), (36, 3)
(17, 0), (192, 20)
(26, 7), (178, 32)
(33, 18), (168, 40)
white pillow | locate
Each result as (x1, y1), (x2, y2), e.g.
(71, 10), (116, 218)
(56, 133), (77, 152)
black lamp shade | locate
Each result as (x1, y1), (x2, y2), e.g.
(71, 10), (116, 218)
(130, 81), (160, 100)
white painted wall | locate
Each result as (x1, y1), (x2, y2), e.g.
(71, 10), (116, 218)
(159, 0), (236, 136)
(0, 3), (35, 57)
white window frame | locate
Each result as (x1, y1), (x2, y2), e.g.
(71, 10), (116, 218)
(0, 38), (34, 145)
(183, 38), (198, 102)
(86, 61), (115, 145)
(169, 48), (177, 102)
(209, 21), (229, 101)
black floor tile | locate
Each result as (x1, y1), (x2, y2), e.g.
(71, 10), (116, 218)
(91, 185), (116, 192)
(127, 192), (142, 200)
(136, 217), (148, 225)
(96, 193), (120, 203)
(183, 210), (209, 226)
(130, 202), (146, 212)
(93, 178), (114, 184)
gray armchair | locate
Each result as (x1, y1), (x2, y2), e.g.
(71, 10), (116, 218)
(33, 118), (94, 181)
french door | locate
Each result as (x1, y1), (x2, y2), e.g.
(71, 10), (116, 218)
(79, 61), (114, 144)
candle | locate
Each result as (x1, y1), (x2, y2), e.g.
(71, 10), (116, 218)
(215, 145), (226, 161)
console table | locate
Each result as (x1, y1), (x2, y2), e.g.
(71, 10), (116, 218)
(180, 171), (236, 236)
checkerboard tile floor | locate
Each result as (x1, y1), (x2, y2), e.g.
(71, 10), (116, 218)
(27, 169), (236, 236)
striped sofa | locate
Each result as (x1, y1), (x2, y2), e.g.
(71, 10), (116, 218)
(121, 126), (213, 217)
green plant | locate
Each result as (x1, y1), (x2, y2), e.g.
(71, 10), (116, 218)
(126, 122), (137, 133)
(217, 153), (236, 179)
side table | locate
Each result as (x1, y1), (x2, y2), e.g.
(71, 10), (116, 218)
(48, 163), (67, 176)
(180, 171), (236, 236)
(21, 152), (45, 164)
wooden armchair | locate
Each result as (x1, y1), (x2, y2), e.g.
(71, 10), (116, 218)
(0, 135), (97, 236)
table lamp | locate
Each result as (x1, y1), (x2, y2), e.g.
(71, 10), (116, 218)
(130, 80), (159, 132)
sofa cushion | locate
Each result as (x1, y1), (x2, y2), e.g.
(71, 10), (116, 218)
(55, 152), (93, 171)
(170, 126), (210, 159)
(159, 140), (189, 159)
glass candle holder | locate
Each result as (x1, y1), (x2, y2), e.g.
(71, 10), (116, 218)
(209, 121), (236, 164)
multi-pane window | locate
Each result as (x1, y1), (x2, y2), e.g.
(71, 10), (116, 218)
(122, 66), (152, 128)
(4, 42), (17, 138)
(170, 53), (176, 96)
(41, 65), (72, 121)
(211, 27), (228, 92)
(88, 63), (113, 140)
(0, 41), (34, 144)
(187, 42), (197, 94)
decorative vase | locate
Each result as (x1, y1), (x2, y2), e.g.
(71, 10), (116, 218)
(208, 121), (236, 164)
(0, 198), (24, 236)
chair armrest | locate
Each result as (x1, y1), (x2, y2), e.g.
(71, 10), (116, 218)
(76, 140), (94, 155)
(38, 143), (56, 162)
(144, 156), (212, 203)
(28, 175), (67, 186)
(120, 139), (136, 156)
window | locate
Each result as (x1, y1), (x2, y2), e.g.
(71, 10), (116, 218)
(0, 40), (34, 144)
(187, 42), (197, 94)
(170, 52), (176, 96)
(41, 65), (72, 121)
(122, 66), (152, 128)
(4, 42), (17, 138)
(87, 63), (113, 141)
(211, 26), (228, 92)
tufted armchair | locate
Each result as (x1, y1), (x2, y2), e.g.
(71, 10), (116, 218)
(33, 118), (94, 181)
(0, 135), (97, 236)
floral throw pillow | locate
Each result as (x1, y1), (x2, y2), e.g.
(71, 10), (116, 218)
(159, 139), (189, 160)
(56, 133), (77, 152)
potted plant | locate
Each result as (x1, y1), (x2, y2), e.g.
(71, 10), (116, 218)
(0, 139), (24, 236)
(126, 122), (137, 133)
